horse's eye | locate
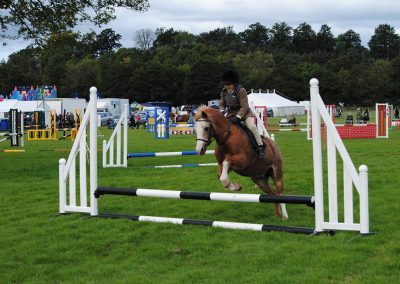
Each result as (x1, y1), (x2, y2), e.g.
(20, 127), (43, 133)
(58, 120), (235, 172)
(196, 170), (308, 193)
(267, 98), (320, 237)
(204, 127), (209, 131)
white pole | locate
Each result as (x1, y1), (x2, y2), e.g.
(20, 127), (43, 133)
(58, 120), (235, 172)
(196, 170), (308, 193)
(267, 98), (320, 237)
(327, 125), (338, 223)
(79, 126), (87, 207)
(310, 78), (324, 232)
(343, 165), (354, 224)
(123, 104), (128, 167)
(307, 102), (311, 140)
(359, 165), (369, 234)
(69, 157), (76, 206)
(89, 87), (98, 216)
(110, 139), (114, 166)
(117, 122), (121, 165)
(59, 158), (66, 213)
(102, 140), (107, 168)
(20, 112), (24, 147)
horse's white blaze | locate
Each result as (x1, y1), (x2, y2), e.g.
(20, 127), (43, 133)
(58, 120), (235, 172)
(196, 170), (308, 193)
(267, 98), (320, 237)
(195, 120), (210, 154)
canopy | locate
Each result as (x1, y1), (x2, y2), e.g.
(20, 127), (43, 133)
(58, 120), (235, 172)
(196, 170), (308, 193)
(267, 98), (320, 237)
(0, 99), (18, 112)
(0, 100), (43, 112)
(15, 101), (41, 112)
(248, 90), (305, 117)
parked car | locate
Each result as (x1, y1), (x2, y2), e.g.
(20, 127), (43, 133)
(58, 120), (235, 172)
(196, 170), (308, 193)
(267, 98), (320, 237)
(113, 115), (120, 124)
(98, 111), (113, 126)
(266, 108), (274, 117)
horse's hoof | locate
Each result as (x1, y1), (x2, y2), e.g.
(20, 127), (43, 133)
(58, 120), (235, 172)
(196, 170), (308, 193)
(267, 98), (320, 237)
(228, 183), (241, 191)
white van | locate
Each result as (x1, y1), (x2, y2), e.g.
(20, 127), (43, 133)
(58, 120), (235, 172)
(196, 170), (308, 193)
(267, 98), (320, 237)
(97, 108), (113, 126)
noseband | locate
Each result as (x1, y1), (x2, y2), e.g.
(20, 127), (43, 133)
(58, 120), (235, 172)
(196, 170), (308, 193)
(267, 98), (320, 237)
(195, 119), (214, 146)
(195, 118), (231, 146)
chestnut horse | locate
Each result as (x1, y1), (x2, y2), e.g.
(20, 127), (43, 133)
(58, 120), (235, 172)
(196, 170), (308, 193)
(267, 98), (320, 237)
(194, 106), (288, 219)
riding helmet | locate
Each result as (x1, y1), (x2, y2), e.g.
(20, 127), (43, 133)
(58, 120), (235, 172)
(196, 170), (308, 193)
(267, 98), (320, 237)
(222, 70), (239, 85)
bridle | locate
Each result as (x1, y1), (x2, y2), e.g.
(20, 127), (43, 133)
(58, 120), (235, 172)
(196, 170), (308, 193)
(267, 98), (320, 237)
(195, 118), (232, 147)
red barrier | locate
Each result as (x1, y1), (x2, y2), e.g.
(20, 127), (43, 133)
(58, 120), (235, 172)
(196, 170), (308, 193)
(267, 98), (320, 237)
(336, 124), (376, 139)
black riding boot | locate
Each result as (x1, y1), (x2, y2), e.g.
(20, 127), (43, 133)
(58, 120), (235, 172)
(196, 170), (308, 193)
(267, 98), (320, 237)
(257, 145), (265, 159)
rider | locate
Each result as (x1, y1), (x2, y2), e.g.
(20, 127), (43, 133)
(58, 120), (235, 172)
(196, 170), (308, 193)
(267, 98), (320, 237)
(219, 70), (265, 159)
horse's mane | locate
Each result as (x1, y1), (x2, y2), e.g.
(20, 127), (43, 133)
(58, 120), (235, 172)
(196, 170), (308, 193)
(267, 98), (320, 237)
(194, 106), (221, 121)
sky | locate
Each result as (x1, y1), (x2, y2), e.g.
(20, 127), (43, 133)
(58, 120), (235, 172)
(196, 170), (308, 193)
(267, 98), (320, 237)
(1, 0), (400, 61)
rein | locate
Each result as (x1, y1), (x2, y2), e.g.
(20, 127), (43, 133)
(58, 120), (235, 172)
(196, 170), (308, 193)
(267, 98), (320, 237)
(196, 118), (232, 146)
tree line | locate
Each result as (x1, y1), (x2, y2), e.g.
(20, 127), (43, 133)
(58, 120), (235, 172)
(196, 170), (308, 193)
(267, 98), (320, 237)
(1, 22), (400, 106)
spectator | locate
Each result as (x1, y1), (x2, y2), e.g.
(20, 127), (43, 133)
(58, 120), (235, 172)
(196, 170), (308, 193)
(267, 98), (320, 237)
(135, 113), (141, 129)
(129, 114), (136, 129)
(356, 108), (362, 124)
(394, 107), (399, 120)
(346, 113), (353, 125)
(363, 109), (370, 124)
(336, 108), (342, 118)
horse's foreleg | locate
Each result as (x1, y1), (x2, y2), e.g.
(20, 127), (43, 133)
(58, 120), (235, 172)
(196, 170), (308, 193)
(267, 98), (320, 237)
(219, 160), (241, 191)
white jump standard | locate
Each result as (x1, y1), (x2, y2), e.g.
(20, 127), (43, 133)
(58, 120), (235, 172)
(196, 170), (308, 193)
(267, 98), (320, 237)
(59, 81), (370, 235)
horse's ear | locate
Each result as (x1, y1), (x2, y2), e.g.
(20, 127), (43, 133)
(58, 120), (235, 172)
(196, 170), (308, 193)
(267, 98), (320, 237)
(201, 110), (208, 119)
(195, 107), (208, 121)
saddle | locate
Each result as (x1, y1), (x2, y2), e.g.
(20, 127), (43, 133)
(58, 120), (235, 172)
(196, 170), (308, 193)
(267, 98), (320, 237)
(228, 116), (259, 150)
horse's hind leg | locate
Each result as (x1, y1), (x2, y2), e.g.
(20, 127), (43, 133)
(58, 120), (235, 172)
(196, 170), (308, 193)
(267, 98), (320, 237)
(271, 163), (288, 220)
(251, 176), (288, 220)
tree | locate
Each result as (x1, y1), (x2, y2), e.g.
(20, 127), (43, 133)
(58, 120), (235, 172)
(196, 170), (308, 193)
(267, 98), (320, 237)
(63, 57), (99, 98)
(270, 22), (293, 51)
(153, 28), (179, 48)
(238, 22), (270, 51)
(358, 59), (393, 104)
(153, 28), (197, 49)
(199, 26), (243, 52)
(1, 0), (149, 43)
(315, 24), (336, 52)
(0, 48), (41, 89)
(93, 29), (122, 56)
(292, 23), (316, 53)
(336, 30), (362, 52)
(135, 28), (155, 51)
(232, 51), (275, 89)
(368, 24), (400, 60)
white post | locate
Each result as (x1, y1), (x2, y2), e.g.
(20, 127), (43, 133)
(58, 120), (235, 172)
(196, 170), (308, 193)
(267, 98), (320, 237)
(123, 104), (128, 167)
(79, 126), (87, 207)
(69, 158), (76, 206)
(89, 87), (98, 216)
(117, 123), (121, 165)
(110, 140), (114, 166)
(359, 165), (369, 234)
(20, 112), (24, 147)
(59, 158), (66, 213)
(310, 78), (324, 232)
(343, 165), (354, 224)
(102, 140), (107, 168)
(327, 123), (338, 223)
(307, 102), (311, 140)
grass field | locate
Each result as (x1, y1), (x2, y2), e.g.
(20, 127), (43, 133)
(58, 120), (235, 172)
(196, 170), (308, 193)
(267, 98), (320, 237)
(1, 119), (399, 283)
